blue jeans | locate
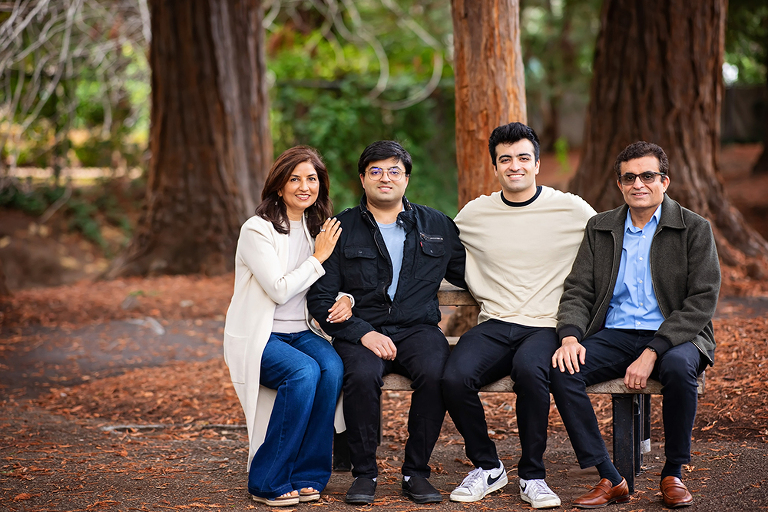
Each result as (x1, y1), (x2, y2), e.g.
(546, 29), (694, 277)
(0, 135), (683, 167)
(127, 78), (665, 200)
(248, 330), (343, 499)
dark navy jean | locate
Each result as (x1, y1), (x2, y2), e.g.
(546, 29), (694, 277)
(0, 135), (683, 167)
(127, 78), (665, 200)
(441, 319), (560, 480)
(248, 330), (343, 499)
(550, 329), (708, 471)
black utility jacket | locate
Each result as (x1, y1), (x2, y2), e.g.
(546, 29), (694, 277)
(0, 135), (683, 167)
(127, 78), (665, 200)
(307, 194), (466, 343)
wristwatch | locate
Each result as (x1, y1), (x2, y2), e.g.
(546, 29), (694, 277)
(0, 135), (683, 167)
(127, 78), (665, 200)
(646, 346), (657, 354)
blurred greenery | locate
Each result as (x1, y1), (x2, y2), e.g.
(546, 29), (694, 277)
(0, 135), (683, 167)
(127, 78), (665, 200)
(521, 0), (601, 150)
(1, 0), (765, 229)
(267, 0), (457, 214)
(0, 177), (139, 253)
(725, 0), (768, 85)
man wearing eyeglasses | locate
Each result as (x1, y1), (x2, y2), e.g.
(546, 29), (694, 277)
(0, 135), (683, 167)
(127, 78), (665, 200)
(551, 141), (720, 508)
(307, 140), (466, 505)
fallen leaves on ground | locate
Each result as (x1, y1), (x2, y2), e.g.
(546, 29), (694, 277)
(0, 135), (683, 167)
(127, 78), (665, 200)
(0, 273), (764, 450)
(26, 312), (768, 446)
(0, 274), (233, 329)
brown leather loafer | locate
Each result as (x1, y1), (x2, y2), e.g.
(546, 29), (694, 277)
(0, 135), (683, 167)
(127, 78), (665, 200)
(661, 476), (693, 508)
(573, 478), (630, 509)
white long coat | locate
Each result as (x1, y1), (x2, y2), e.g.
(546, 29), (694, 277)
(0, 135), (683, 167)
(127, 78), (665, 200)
(223, 215), (343, 470)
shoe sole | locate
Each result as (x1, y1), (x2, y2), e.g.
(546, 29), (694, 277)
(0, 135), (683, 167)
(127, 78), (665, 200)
(450, 473), (509, 502)
(520, 493), (562, 509)
(252, 495), (300, 507)
(572, 495), (630, 509)
(345, 494), (374, 504)
(663, 498), (693, 508)
(299, 493), (320, 503)
(402, 490), (442, 504)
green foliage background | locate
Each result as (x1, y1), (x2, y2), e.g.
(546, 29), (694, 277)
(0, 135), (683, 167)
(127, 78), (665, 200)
(2, 0), (765, 224)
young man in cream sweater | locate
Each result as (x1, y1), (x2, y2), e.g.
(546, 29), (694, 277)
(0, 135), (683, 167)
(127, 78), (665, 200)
(442, 122), (596, 508)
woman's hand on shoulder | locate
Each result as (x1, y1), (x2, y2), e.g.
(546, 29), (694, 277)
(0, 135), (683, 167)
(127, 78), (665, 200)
(313, 217), (341, 263)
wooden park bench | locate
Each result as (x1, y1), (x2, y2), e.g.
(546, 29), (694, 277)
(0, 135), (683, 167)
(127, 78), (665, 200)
(333, 282), (705, 493)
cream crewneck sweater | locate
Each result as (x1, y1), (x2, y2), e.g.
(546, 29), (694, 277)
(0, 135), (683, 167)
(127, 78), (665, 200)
(455, 187), (596, 328)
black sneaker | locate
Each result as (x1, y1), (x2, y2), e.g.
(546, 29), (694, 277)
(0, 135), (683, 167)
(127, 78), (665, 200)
(402, 476), (443, 504)
(345, 477), (376, 504)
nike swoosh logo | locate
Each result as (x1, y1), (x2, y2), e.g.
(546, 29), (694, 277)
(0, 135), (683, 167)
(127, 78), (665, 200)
(487, 473), (503, 485)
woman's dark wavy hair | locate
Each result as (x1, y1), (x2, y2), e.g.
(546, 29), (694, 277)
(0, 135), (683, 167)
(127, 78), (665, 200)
(254, 146), (333, 237)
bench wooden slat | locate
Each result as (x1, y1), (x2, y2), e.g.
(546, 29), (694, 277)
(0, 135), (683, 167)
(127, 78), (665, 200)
(438, 282), (478, 306)
(381, 374), (705, 395)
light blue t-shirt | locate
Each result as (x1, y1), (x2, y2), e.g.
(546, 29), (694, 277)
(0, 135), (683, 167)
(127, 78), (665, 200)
(377, 220), (406, 300)
(605, 205), (665, 330)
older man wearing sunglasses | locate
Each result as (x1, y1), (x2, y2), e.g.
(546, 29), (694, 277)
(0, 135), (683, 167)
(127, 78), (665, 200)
(551, 141), (721, 508)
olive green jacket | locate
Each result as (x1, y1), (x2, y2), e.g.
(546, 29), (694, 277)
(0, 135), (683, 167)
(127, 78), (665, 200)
(556, 195), (720, 365)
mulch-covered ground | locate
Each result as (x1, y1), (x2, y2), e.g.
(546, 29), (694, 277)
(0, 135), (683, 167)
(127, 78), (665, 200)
(1, 274), (765, 446)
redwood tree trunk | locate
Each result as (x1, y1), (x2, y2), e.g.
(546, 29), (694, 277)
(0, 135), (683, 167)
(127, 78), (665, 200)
(0, 258), (9, 296)
(105, 0), (271, 278)
(753, 77), (768, 174)
(571, 0), (768, 267)
(451, 0), (527, 208)
(448, 0), (526, 335)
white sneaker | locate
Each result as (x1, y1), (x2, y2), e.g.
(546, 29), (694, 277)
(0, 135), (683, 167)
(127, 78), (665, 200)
(449, 460), (508, 502)
(519, 478), (561, 509)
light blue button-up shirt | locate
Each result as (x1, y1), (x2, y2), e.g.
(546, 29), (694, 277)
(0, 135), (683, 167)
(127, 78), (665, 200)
(605, 205), (665, 330)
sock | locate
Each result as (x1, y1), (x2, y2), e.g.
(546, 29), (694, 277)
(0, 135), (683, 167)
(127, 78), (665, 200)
(661, 462), (683, 480)
(596, 460), (623, 487)
(403, 476), (410, 482)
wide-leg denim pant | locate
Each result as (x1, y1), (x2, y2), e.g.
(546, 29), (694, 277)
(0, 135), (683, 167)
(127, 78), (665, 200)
(248, 330), (343, 499)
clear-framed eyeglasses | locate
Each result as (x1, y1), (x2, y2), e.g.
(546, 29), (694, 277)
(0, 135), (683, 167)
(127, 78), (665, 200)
(618, 171), (666, 185)
(367, 166), (405, 181)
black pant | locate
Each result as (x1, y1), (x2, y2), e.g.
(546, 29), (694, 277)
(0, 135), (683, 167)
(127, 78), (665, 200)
(550, 329), (708, 470)
(334, 324), (450, 479)
(441, 320), (559, 480)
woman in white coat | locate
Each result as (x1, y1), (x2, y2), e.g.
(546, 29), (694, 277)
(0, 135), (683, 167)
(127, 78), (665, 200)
(224, 146), (349, 507)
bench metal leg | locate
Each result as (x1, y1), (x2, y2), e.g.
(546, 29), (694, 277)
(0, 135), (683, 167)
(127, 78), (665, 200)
(612, 394), (637, 493)
(333, 430), (352, 472)
(634, 394), (643, 476)
(333, 398), (384, 472)
(642, 394), (651, 456)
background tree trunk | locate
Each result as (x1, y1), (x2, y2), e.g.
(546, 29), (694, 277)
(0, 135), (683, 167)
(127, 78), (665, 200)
(105, 0), (271, 278)
(451, 0), (527, 209)
(0, 258), (10, 297)
(447, 0), (527, 336)
(753, 77), (768, 174)
(570, 0), (768, 268)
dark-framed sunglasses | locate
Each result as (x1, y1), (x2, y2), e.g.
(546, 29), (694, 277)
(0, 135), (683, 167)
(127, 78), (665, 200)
(618, 171), (666, 185)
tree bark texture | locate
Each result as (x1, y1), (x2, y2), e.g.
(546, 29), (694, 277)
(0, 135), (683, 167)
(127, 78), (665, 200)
(446, 0), (526, 336)
(571, 0), (768, 266)
(451, 0), (527, 208)
(106, 0), (271, 278)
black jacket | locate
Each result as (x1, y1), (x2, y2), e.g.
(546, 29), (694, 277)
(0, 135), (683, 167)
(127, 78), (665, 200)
(307, 194), (466, 343)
